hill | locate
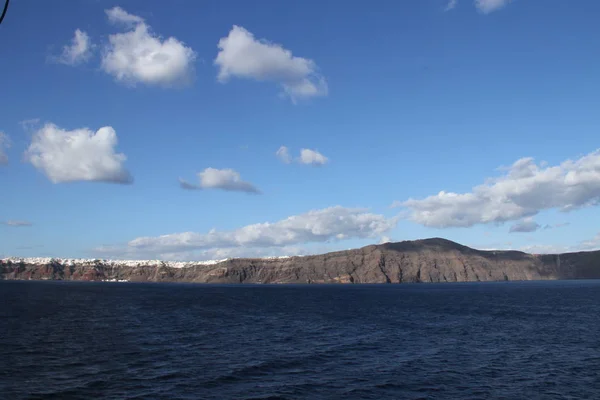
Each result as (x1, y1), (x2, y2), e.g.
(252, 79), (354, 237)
(2, 238), (599, 284)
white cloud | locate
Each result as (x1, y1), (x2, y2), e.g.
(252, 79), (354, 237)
(214, 25), (327, 102)
(396, 149), (600, 228)
(2, 220), (32, 227)
(509, 217), (540, 233)
(380, 236), (393, 244)
(165, 246), (311, 262)
(0, 132), (10, 165)
(276, 146), (291, 164)
(579, 233), (600, 251)
(19, 118), (40, 132)
(445, 0), (458, 11)
(277, 146), (329, 166)
(199, 245), (308, 260)
(472, 241), (514, 251)
(520, 232), (600, 254)
(446, 0), (513, 14)
(105, 6), (144, 26)
(179, 168), (260, 194)
(299, 148), (328, 166)
(475, 0), (512, 13)
(102, 7), (196, 87)
(94, 244), (312, 262)
(97, 206), (398, 258)
(56, 29), (93, 65)
(519, 244), (569, 255)
(24, 123), (132, 184)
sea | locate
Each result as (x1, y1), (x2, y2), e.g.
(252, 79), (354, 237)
(1, 280), (599, 399)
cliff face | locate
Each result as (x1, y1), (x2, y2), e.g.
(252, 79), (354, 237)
(2, 238), (600, 284)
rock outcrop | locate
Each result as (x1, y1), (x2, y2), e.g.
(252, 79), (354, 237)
(2, 238), (599, 284)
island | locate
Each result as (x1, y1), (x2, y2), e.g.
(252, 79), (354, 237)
(2, 238), (599, 284)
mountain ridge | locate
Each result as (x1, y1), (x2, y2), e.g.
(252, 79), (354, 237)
(2, 238), (599, 284)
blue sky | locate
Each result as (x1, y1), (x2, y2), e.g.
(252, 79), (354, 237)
(1, 0), (600, 260)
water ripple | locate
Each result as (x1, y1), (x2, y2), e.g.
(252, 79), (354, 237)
(2, 280), (600, 399)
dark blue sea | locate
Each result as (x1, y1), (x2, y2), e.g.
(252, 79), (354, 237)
(1, 280), (600, 399)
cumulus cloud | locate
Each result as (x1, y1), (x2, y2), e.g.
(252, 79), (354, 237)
(276, 146), (291, 164)
(24, 123), (132, 184)
(214, 25), (328, 102)
(0, 132), (10, 165)
(2, 220), (32, 227)
(105, 6), (144, 25)
(299, 148), (328, 166)
(96, 206), (398, 259)
(55, 29), (93, 65)
(179, 168), (260, 194)
(396, 149), (600, 228)
(101, 6), (196, 87)
(475, 0), (512, 13)
(509, 217), (540, 233)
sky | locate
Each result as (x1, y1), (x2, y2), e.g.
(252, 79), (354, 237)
(1, 0), (600, 261)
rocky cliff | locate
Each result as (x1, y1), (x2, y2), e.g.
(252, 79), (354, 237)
(2, 238), (600, 284)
